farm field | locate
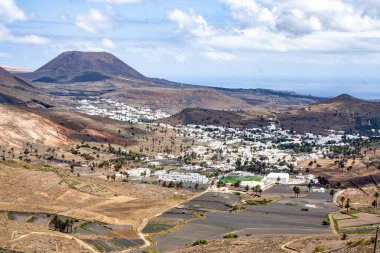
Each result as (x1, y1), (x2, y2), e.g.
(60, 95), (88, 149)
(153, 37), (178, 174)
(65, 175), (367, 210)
(138, 185), (337, 252)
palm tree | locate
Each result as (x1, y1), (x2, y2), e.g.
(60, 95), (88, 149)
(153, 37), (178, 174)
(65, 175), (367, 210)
(194, 183), (199, 192)
(344, 198), (350, 214)
(374, 192), (379, 208)
(307, 183), (312, 192)
(293, 186), (300, 198)
(340, 196), (345, 208)
(255, 185), (262, 197)
(329, 189), (336, 199)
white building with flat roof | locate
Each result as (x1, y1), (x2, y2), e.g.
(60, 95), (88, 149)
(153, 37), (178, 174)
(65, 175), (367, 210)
(264, 172), (290, 184)
(125, 168), (151, 177)
(156, 171), (208, 184)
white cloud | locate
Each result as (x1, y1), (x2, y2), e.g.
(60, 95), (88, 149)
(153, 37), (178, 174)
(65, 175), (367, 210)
(89, 0), (142, 4)
(101, 38), (116, 49)
(75, 9), (114, 33)
(0, 0), (27, 22)
(0, 25), (50, 44)
(167, 0), (380, 56)
(167, 8), (216, 37)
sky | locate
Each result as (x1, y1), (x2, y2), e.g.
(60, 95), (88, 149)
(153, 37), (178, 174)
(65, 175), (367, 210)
(1, 0), (380, 98)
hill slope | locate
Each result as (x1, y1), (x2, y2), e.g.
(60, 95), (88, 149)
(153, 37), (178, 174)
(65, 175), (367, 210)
(161, 108), (270, 128)
(22, 51), (146, 83)
(276, 94), (380, 134)
(164, 94), (380, 134)
(0, 66), (47, 105)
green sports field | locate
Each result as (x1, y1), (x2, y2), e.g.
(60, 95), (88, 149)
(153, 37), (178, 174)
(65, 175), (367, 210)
(223, 176), (262, 183)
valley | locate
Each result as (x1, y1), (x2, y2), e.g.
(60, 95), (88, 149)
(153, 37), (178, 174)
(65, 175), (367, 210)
(0, 51), (380, 253)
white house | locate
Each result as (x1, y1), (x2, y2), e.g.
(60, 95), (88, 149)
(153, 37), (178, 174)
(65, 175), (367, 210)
(264, 172), (290, 184)
(125, 168), (151, 178)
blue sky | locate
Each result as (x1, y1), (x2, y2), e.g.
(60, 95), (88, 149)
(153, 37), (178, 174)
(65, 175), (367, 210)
(1, 0), (380, 98)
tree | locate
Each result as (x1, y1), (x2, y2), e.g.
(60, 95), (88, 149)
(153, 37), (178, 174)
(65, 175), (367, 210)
(276, 176), (281, 184)
(329, 189), (336, 199)
(340, 196), (345, 208)
(293, 186), (300, 198)
(234, 181), (241, 188)
(374, 192), (379, 208)
(194, 183), (199, 192)
(245, 185), (250, 192)
(257, 186), (262, 197)
(51, 215), (58, 231)
(307, 183), (312, 192)
(254, 185), (262, 197)
(344, 198), (350, 213)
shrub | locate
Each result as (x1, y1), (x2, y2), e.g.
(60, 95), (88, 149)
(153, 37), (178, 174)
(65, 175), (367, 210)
(223, 233), (239, 239)
(191, 239), (208, 246)
(341, 233), (347, 240)
(245, 199), (272, 205)
(322, 219), (330, 225)
(312, 246), (331, 253)
(301, 208), (309, 211)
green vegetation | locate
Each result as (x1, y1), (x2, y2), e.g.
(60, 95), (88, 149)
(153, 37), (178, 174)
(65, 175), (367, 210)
(312, 246), (331, 253)
(142, 250), (163, 253)
(322, 218), (330, 226)
(4, 211), (12, 220)
(223, 176), (261, 183)
(301, 208), (309, 211)
(345, 238), (373, 247)
(223, 233), (239, 239)
(245, 198), (272, 205)
(191, 239), (208, 246)
(228, 204), (245, 212)
(25, 215), (35, 223)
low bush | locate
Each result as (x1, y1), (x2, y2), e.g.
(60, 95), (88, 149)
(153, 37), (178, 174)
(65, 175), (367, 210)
(245, 198), (272, 205)
(191, 239), (208, 247)
(322, 218), (330, 225)
(223, 233), (239, 239)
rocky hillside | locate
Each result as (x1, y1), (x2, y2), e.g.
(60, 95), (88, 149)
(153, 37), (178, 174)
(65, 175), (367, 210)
(276, 94), (380, 134)
(163, 94), (380, 135)
(0, 66), (46, 105)
(161, 108), (271, 128)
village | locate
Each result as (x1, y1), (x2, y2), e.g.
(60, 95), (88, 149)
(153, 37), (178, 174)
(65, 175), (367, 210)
(74, 98), (372, 193)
